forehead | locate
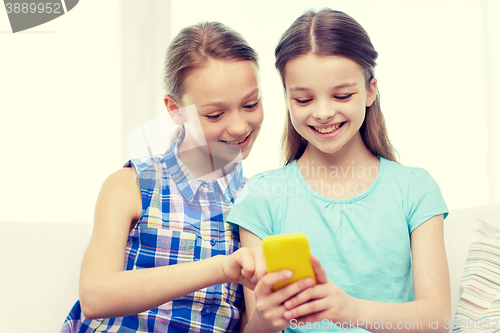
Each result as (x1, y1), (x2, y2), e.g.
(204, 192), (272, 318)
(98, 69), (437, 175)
(181, 59), (259, 106)
(284, 53), (365, 89)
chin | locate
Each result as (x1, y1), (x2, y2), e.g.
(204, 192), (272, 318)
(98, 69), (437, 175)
(312, 144), (343, 156)
(239, 137), (257, 160)
(214, 146), (250, 164)
(240, 149), (252, 160)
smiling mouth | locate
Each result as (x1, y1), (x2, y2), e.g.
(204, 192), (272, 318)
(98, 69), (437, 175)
(310, 122), (346, 134)
(220, 131), (252, 145)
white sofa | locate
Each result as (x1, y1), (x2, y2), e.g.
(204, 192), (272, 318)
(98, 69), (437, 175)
(2, 204), (500, 332)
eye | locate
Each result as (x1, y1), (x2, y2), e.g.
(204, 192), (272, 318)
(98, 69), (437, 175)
(243, 99), (260, 110)
(295, 98), (312, 105)
(206, 113), (223, 120)
(335, 94), (353, 101)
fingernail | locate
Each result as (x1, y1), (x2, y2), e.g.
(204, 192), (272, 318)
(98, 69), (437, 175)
(306, 278), (314, 286)
(285, 270), (293, 278)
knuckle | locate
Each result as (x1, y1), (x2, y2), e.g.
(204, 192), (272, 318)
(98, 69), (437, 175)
(330, 300), (340, 314)
(300, 278), (311, 289)
(261, 279), (273, 289)
(255, 301), (267, 313)
(298, 289), (311, 300)
(309, 302), (319, 312)
(277, 287), (289, 298)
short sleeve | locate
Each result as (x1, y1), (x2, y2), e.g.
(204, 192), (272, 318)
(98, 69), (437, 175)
(123, 159), (140, 181)
(406, 167), (449, 233)
(226, 173), (275, 240)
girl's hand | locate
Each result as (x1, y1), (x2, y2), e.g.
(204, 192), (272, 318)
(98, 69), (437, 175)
(282, 255), (359, 324)
(221, 247), (267, 290)
(250, 271), (316, 332)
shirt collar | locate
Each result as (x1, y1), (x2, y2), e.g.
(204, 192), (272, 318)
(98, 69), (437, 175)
(163, 138), (245, 204)
(215, 162), (245, 203)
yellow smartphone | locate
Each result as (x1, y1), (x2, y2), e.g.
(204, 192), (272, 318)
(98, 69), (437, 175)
(262, 233), (316, 291)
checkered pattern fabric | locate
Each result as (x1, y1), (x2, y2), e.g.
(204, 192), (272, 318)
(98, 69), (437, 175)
(61, 139), (246, 332)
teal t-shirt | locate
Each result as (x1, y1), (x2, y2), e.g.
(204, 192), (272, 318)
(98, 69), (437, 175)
(227, 157), (448, 332)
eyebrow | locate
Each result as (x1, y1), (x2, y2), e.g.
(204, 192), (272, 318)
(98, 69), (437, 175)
(201, 89), (260, 108)
(289, 82), (357, 92)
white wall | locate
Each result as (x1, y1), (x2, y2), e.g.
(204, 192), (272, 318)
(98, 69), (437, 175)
(484, 0), (500, 205)
(169, 0), (500, 210)
(1, 0), (498, 225)
(0, 0), (122, 224)
(121, 1), (171, 161)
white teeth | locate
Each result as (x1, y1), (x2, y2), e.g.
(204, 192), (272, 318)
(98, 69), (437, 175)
(224, 137), (246, 144)
(313, 123), (343, 133)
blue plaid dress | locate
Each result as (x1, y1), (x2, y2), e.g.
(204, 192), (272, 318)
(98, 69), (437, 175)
(61, 139), (246, 332)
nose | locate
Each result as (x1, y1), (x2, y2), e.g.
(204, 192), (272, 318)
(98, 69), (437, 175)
(312, 100), (335, 122)
(227, 111), (248, 137)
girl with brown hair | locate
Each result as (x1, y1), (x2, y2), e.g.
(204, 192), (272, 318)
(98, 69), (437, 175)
(228, 9), (450, 333)
(60, 21), (295, 333)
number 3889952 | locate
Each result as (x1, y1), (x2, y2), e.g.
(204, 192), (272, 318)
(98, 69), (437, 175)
(5, 2), (62, 14)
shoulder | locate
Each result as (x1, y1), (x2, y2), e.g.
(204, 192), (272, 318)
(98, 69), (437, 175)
(125, 155), (165, 176)
(234, 165), (294, 207)
(98, 167), (143, 224)
(381, 157), (412, 177)
(103, 168), (141, 198)
(245, 163), (296, 187)
(379, 158), (445, 209)
(381, 158), (436, 186)
(234, 164), (299, 209)
(380, 158), (448, 224)
(124, 155), (174, 193)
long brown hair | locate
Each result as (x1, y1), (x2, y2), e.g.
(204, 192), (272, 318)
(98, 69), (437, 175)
(275, 9), (398, 165)
(162, 22), (258, 102)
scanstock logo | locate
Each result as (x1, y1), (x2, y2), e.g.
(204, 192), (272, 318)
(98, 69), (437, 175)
(4, 0), (79, 33)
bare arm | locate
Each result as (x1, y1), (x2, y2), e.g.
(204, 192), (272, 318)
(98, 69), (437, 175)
(79, 168), (263, 319)
(355, 214), (451, 332)
(283, 214), (451, 332)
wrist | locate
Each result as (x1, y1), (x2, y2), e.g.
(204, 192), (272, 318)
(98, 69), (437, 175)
(190, 255), (229, 287)
(245, 314), (280, 333)
(345, 296), (366, 324)
(213, 254), (232, 284)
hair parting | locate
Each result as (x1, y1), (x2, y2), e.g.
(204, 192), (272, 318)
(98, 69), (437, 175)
(275, 9), (398, 165)
(162, 22), (258, 103)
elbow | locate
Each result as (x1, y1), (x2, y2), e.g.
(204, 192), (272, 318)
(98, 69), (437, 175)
(436, 301), (452, 333)
(80, 302), (100, 320)
(80, 301), (102, 320)
(79, 280), (108, 320)
(441, 313), (453, 333)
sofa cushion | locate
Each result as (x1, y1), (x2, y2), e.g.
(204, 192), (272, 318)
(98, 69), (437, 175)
(452, 220), (500, 332)
(0, 222), (92, 333)
(1, 203), (499, 332)
(444, 204), (500, 318)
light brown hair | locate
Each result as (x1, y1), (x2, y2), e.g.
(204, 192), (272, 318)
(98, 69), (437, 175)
(162, 22), (258, 102)
(275, 9), (398, 165)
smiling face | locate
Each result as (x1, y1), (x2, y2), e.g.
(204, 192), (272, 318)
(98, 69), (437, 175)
(167, 59), (263, 164)
(284, 53), (377, 158)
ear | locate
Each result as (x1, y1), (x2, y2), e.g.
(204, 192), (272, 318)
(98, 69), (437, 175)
(365, 78), (377, 107)
(164, 95), (185, 125)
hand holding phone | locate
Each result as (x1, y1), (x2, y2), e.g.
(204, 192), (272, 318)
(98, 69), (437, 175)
(262, 233), (316, 291)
